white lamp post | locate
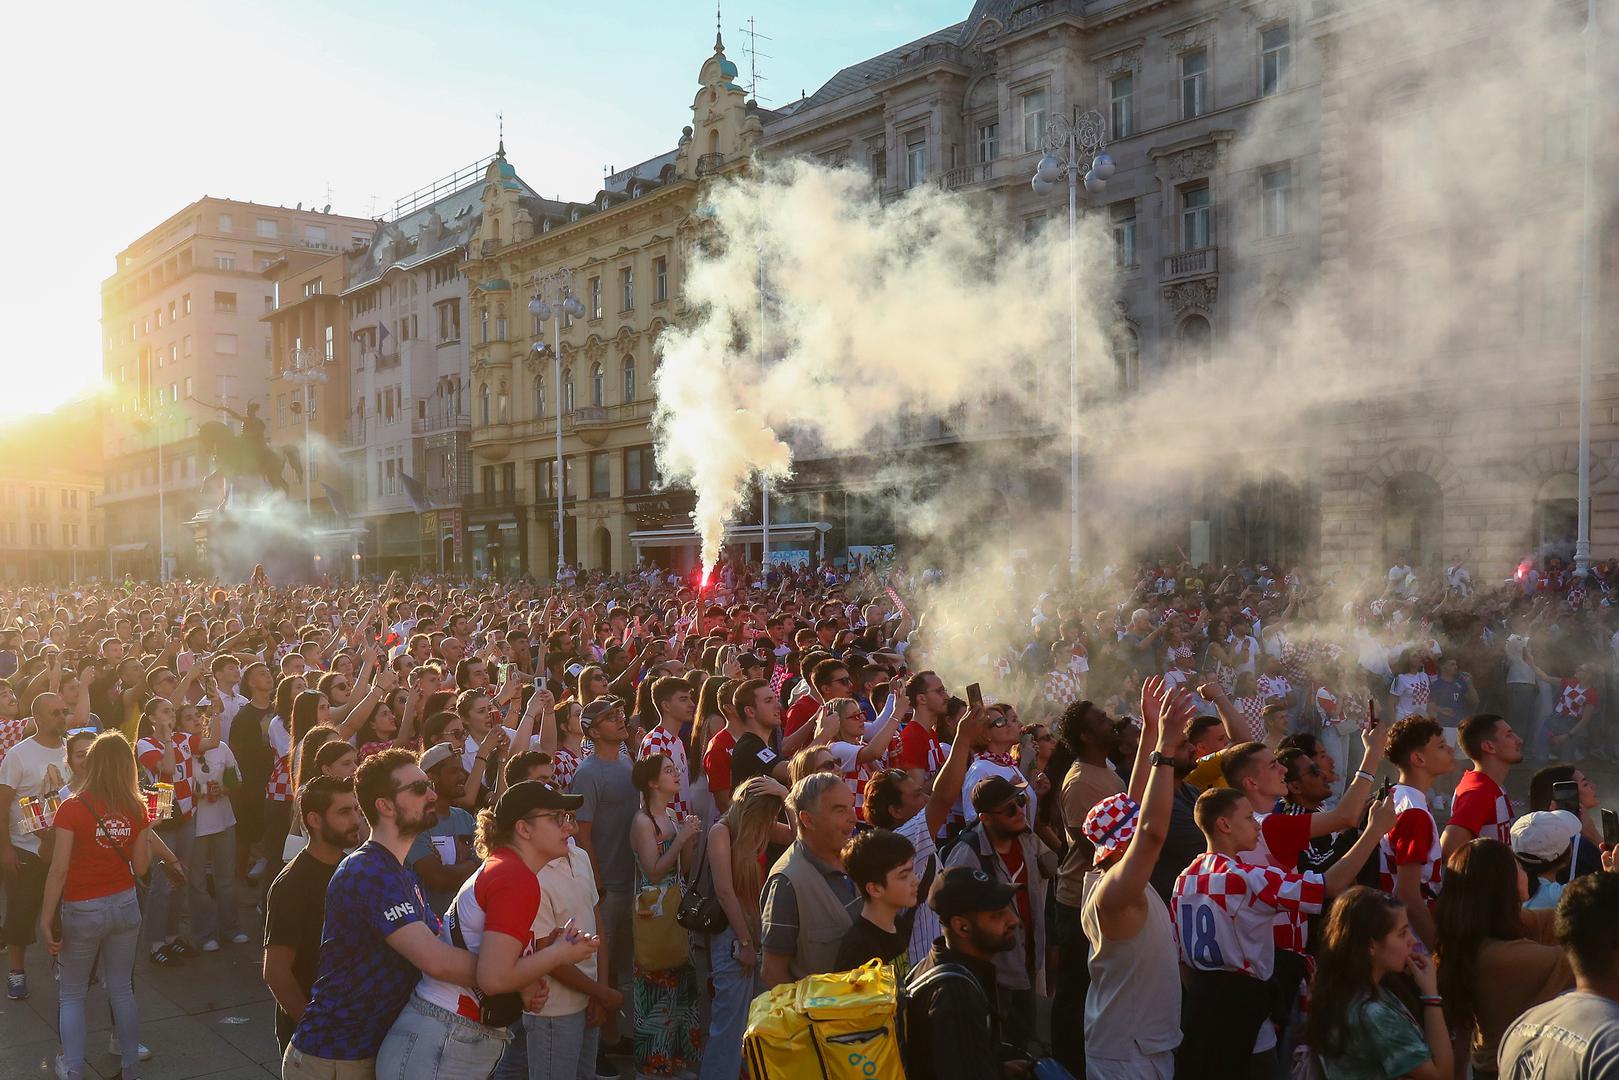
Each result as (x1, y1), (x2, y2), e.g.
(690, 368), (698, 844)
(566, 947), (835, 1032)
(529, 272), (587, 580)
(1031, 109), (1114, 581)
(281, 346), (328, 516)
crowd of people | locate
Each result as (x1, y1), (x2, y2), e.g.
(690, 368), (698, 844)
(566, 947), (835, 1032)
(1, 549), (1618, 1079)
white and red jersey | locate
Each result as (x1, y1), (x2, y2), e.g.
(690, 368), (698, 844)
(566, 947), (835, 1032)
(553, 746), (580, 791)
(1315, 687), (1341, 728)
(637, 724), (689, 817)
(1235, 696), (1267, 742)
(1240, 812), (1317, 955)
(136, 731), (199, 819)
(1378, 784), (1443, 899)
(826, 740), (872, 820)
(1258, 674), (1292, 706)
(265, 754), (292, 803)
(1556, 679), (1598, 720)
(0, 718), (30, 769)
(1449, 770), (1514, 845)
(1042, 669), (1084, 709)
(1390, 672), (1432, 720)
(1172, 851), (1324, 981)
(418, 847), (543, 1024)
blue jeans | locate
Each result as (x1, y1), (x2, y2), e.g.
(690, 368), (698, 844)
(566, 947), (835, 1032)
(189, 825), (239, 943)
(145, 815), (194, 945)
(700, 925), (759, 1080)
(58, 888), (143, 1080)
(491, 1008), (598, 1080)
(377, 993), (511, 1080)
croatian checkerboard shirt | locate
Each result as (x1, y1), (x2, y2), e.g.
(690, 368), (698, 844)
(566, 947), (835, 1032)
(1172, 851), (1324, 981)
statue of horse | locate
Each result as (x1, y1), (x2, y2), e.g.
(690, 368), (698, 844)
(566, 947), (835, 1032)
(196, 421), (303, 507)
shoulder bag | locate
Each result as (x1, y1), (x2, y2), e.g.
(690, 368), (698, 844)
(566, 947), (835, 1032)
(676, 832), (728, 935)
(82, 798), (149, 912)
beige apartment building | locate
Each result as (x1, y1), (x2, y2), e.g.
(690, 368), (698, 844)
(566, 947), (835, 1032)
(0, 405), (106, 583)
(460, 34), (762, 576)
(100, 197), (373, 579)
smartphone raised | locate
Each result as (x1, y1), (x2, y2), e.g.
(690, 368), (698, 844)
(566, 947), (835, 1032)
(1553, 780), (1582, 816)
(966, 682), (984, 710)
(1602, 807), (1619, 849)
(1377, 777), (1394, 802)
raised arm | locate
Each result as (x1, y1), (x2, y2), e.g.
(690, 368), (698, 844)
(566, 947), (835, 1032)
(925, 706), (986, 839)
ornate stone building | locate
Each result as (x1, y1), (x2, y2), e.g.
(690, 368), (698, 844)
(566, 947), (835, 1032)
(460, 33), (763, 575)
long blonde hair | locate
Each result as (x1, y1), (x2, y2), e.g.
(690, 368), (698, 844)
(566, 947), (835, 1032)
(720, 777), (785, 938)
(79, 732), (145, 824)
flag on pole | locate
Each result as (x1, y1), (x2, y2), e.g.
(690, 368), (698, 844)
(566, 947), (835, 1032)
(400, 472), (432, 514)
(378, 322), (390, 344)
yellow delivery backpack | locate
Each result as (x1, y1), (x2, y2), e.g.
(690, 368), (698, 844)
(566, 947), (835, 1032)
(742, 960), (904, 1080)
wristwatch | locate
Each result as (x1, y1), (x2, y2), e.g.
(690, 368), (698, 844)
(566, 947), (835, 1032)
(1149, 751), (1175, 769)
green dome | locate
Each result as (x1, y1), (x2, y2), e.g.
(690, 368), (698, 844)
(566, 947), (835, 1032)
(497, 160), (516, 178)
(718, 57), (739, 78)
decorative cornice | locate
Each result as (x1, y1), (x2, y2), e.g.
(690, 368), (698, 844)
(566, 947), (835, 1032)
(1163, 278), (1217, 317)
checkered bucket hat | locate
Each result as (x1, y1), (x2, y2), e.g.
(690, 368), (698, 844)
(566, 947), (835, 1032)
(1082, 792), (1141, 864)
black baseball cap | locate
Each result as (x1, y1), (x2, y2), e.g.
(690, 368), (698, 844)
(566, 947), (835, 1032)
(928, 865), (1016, 920)
(494, 780), (583, 830)
(970, 775), (1024, 813)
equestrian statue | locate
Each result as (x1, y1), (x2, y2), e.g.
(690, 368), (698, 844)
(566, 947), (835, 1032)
(189, 399), (304, 509)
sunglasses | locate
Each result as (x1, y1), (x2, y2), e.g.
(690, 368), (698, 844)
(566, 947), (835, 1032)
(66, 726), (97, 738)
(989, 793), (1030, 815)
(392, 779), (435, 798)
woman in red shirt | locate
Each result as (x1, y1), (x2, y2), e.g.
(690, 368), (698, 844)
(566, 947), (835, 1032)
(40, 732), (183, 1080)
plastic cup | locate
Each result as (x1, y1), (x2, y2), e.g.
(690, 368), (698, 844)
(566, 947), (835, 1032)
(154, 783), (174, 818)
(18, 796), (45, 833)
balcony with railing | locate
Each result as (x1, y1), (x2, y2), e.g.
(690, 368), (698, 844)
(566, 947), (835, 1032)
(412, 405), (471, 435)
(935, 162), (996, 192)
(1162, 247), (1218, 282)
(467, 487), (527, 510)
(375, 349), (402, 371)
(695, 153), (725, 177)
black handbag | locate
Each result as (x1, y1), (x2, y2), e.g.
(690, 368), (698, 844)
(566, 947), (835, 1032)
(675, 836), (728, 935)
(446, 905), (523, 1028)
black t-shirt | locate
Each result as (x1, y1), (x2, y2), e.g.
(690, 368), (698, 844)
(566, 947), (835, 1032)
(230, 702), (273, 783)
(264, 848), (341, 1047)
(834, 913), (910, 976)
(730, 732), (781, 792)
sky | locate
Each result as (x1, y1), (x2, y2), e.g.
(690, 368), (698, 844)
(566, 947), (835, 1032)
(0, 0), (955, 421)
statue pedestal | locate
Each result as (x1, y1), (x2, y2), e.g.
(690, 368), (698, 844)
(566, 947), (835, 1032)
(186, 500), (369, 583)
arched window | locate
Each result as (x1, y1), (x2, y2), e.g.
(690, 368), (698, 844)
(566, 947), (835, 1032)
(622, 356), (636, 402)
(562, 369), (575, 412)
(1177, 314), (1213, 367)
(1382, 472), (1443, 569)
(1536, 473), (1579, 558)
(1112, 328), (1140, 392)
(478, 383), (491, 426)
(590, 362), (605, 407)
(533, 375), (545, 417)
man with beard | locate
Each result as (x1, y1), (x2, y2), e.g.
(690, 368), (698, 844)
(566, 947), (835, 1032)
(407, 742), (481, 915)
(285, 748), (478, 1079)
(901, 865), (1029, 1080)
(942, 776), (1050, 1058)
(263, 776), (364, 1055)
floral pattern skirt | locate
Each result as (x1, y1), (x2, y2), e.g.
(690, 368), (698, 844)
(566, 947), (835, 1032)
(632, 959), (702, 1077)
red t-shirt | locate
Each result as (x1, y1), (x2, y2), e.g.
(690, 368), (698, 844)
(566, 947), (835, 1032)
(703, 728), (737, 795)
(782, 696), (820, 738)
(895, 721), (944, 777)
(418, 846), (542, 1021)
(1449, 770), (1514, 845)
(997, 842), (1035, 973)
(54, 794), (149, 902)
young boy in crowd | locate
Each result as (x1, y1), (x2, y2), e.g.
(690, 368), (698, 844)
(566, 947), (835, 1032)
(1377, 715), (1455, 948)
(834, 828), (919, 976)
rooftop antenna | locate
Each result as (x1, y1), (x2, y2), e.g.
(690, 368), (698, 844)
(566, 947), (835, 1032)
(739, 15), (773, 103)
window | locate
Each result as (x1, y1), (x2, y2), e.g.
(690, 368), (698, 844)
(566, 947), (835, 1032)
(277, 394), (288, 427)
(167, 300), (177, 323)
(60, 489), (67, 509)
(1181, 184), (1211, 249)
(215, 253), (236, 271)
(1177, 315), (1213, 366)
(562, 369), (575, 412)
(1260, 164), (1293, 237)
(1021, 88), (1049, 151)
(590, 452), (611, 498)
(590, 362), (605, 407)
(182, 334), (192, 356)
(620, 268), (634, 311)
(871, 142), (887, 187)
(1111, 202), (1137, 267)
(479, 308), (489, 343)
(905, 130), (927, 186)
(305, 225), (327, 244)
(218, 214), (233, 232)
(324, 324), (334, 362)
(184, 376), (193, 398)
(256, 218), (278, 238)
(654, 257), (668, 302)
(1110, 73), (1135, 138)
(624, 446), (659, 494)
(182, 293), (191, 316)
(478, 383), (491, 426)
(622, 356), (635, 402)
(977, 122), (999, 163)
(496, 315), (507, 341)
(264, 294), (274, 313)
(215, 333), (238, 355)
(533, 375), (545, 417)
(1023, 214), (1046, 241)
(1261, 25), (1291, 96)
(1181, 49), (1208, 119)
(438, 300), (461, 342)
(303, 279), (324, 297)
(214, 291), (236, 313)
(589, 277), (603, 319)
(169, 382), (178, 402)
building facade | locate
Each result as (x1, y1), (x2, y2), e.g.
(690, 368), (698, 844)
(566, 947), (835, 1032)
(262, 250), (349, 524)
(0, 405), (106, 583)
(459, 35), (763, 577)
(342, 162), (501, 573)
(100, 197), (374, 579)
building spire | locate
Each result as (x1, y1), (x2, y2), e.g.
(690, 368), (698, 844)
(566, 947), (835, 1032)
(497, 112), (505, 157)
(715, 1), (724, 52)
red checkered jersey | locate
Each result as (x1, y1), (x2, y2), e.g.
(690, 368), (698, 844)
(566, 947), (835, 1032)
(1042, 669), (1084, 709)
(1449, 770), (1514, 845)
(1556, 679), (1598, 719)
(1390, 672), (1432, 720)
(1241, 812), (1317, 955)
(703, 728), (736, 795)
(1172, 851), (1324, 981)
(265, 754), (292, 803)
(0, 718), (30, 769)
(827, 740), (871, 819)
(1258, 674), (1292, 705)
(1377, 785), (1442, 898)
(136, 732), (200, 819)
(1235, 696), (1267, 742)
(637, 724), (690, 816)
(896, 720), (946, 779)
(553, 747), (580, 792)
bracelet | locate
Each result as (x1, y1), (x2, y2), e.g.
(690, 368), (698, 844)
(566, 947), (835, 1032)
(1419, 995), (1442, 1007)
(1354, 770), (1375, 784)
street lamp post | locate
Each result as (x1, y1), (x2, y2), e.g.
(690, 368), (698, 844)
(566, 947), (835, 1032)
(281, 347), (328, 517)
(529, 272), (587, 581)
(1031, 109), (1115, 582)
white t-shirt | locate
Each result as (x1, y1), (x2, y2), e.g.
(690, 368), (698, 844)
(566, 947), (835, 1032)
(0, 737), (68, 855)
(461, 726), (520, 777)
(268, 715), (291, 759)
(897, 808), (940, 966)
(192, 743), (240, 838)
(961, 756), (1035, 827)
(533, 843), (600, 1016)
(216, 690), (249, 745)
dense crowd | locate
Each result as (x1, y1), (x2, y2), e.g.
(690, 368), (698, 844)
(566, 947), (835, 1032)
(2, 550), (1619, 1080)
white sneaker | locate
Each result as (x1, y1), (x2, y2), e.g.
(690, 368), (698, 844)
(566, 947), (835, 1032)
(230, 932), (251, 945)
(247, 857), (268, 880)
(53, 1052), (70, 1080)
(109, 1036), (153, 1061)
(201, 939), (220, 952)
